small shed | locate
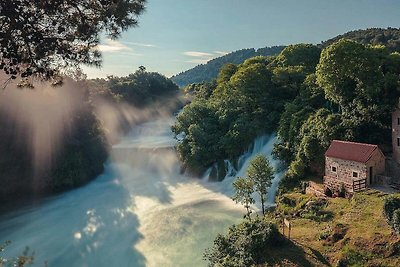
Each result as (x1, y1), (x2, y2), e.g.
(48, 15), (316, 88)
(324, 140), (385, 193)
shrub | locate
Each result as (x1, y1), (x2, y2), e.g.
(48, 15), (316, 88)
(336, 246), (371, 267)
(338, 183), (346, 198)
(324, 187), (333, 197)
(383, 196), (400, 223)
(300, 199), (333, 222)
(204, 217), (282, 266)
(392, 209), (400, 235)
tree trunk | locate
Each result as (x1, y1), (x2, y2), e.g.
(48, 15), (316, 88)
(246, 205), (251, 221)
(261, 195), (265, 215)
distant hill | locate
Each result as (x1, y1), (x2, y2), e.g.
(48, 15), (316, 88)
(321, 27), (400, 52)
(171, 46), (285, 87)
(171, 28), (400, 88)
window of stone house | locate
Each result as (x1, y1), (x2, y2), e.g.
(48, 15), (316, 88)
(331, 166), (337, 173)
(398, 117), (400, 125)
(352, 171), (358, 178)
(398, 137), (400, 147)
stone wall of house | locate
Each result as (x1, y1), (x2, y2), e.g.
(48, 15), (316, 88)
(325, 156), (367, 183)
(324, 175), (354, 192)
(366, 150), (386, 185)
(392, 109), (400, 165)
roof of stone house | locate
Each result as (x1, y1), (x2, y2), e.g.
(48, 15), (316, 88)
(325, 140), (381, 163)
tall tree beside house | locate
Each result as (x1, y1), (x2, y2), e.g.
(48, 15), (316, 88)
(232, 177), (255, 220)
(247, 155), (274, 215)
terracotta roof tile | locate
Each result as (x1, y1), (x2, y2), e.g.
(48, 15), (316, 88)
(325, 140), (379, 163)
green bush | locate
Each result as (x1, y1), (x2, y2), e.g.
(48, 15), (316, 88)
(383, 196), (400, 223)
(204, 217), (282, 266)
(392, 209), (400, 235)
(336, 246), (371, 267)
(324, 187), (333, 197)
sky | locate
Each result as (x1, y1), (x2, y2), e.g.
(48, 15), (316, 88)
(83, 0), (400, 79)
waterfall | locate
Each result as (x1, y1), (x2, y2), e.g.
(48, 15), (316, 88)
(204, 134), (284, 208)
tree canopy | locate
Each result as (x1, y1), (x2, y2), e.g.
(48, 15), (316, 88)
(0, 0), (146, 81)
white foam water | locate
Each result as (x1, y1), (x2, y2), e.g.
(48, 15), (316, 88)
(0, 117), (282, 267)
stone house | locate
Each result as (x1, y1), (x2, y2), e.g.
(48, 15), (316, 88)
(323, 140), (385, 193)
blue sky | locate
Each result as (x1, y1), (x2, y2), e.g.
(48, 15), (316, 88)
(83, 0), (400, 78)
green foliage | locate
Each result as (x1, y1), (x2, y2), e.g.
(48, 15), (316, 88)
(204, 217), (281, 267)
(171, 46), (286, 87)
(217, 64), (238, 84)
(0, 0), (145, 82)
(275, 38), (400, 187)
(247, 155), (274, 215)
(322, 27), (400, 53)
(90, 68), (179, 107)
(286, 108), (343, 178)
(336, 246), (372, 267)
(392, 209), (400, 235)
(50, 107), (108, 191)
(382, 196), (400, 235)
(317, 39), (384, 106)
(271, 44), (321, 73)
(383, 196), (400, 224)
(173, 51), (299, 173)
(232, 177), (255, 219)
(184, 81), (217, 100)
(300, 199), (333, 222)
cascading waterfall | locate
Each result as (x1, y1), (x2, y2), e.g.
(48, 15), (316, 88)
(204, 134), (284, 208)
(0, 117), (283, 267)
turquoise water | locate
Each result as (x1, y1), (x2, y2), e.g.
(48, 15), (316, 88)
(0, 118), (280, 267)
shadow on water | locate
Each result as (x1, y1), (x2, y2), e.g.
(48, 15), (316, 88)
(0, 119), (185, 267)
(0, 118), (245, 267)
(0, 162), (154, 267)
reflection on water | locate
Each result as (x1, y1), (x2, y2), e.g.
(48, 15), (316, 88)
(0, 117), (280, 267)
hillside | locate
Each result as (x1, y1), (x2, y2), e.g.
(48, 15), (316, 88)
(171, 28), (400, 88)
(170, 46), (285, 87)
(321, 27), (400, 52)
(266, 190), (400, 266)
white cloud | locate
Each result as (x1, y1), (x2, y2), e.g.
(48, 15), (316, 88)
(213, 51), (228, 56)
(122, 41), (156, 48)
(97, 40), (133, 53)
(183, 51), (214, 57)
(185, 58), (212, 64)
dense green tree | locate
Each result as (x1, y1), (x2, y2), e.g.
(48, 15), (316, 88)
(217, 63), (238, 84)
(321, 27), (400, 53)
(88, 67), (179, 107)
(287, 108), (343, 178)
(172, 100), (223, 172)
(247, 155), (274, 215)
(204, 217), (281, 266)
(0, 0), (145, 82)
(232, 177), (255, 220)
(271, 44), (321, 73)
(316, 39), (383, 107)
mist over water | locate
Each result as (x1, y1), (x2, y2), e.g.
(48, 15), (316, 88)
(0, 117), (281, 267)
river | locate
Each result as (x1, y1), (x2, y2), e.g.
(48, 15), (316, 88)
(0, 117), (282, 267)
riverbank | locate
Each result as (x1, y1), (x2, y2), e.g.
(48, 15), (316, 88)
(265, 190), (400, 266)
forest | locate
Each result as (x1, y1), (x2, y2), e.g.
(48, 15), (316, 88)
(171, 28), (400, 88)
(172, 30), (400, 188)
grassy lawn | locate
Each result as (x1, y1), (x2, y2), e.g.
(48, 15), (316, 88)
(262, 190), (400, 266)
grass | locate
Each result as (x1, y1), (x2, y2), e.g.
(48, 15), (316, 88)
(261, 189), (400, 266)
